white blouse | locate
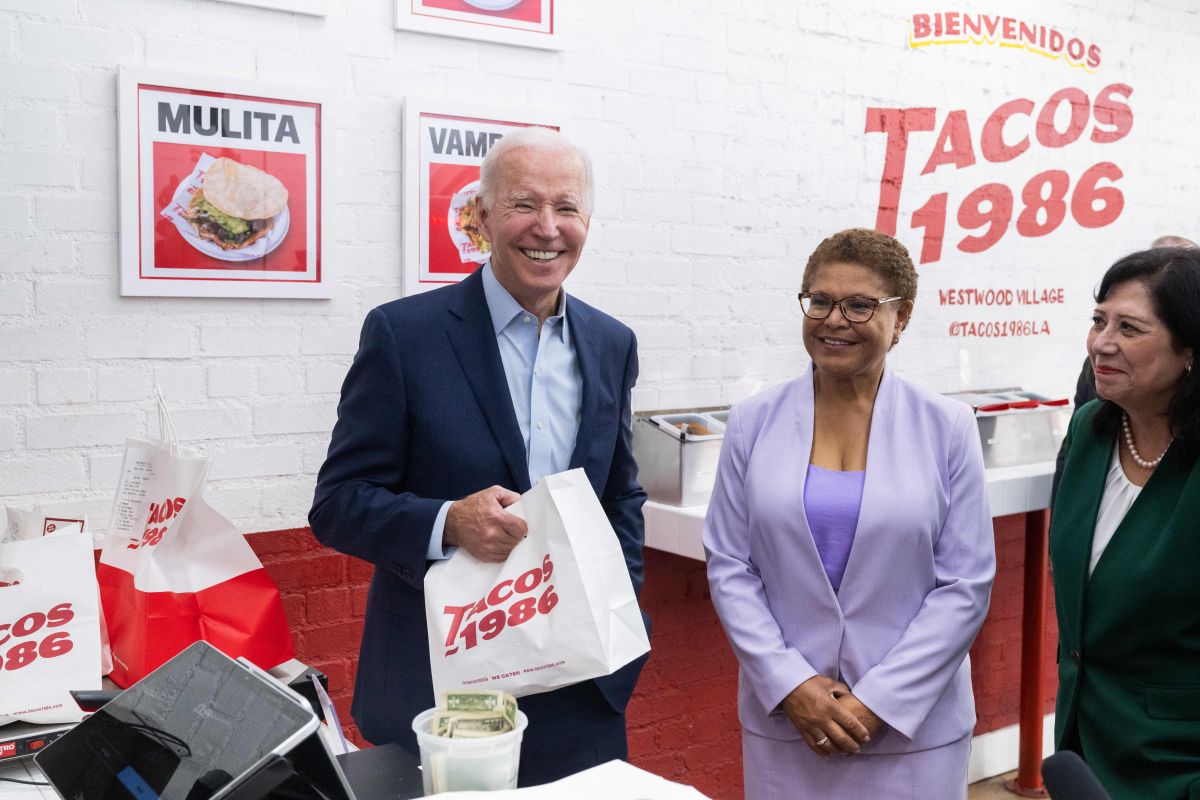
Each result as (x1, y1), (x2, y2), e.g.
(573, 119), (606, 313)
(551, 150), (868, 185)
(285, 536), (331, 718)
(1088, 441), (1143, 577)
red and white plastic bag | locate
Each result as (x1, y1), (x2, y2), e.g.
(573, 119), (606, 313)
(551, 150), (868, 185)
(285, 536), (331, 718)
(0, 531), (103, 725)
(425, 468), (650, 698)
(96, 391), (294, 687)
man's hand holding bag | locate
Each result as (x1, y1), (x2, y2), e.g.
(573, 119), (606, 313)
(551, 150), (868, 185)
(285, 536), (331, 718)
(425, 468), (650, 699)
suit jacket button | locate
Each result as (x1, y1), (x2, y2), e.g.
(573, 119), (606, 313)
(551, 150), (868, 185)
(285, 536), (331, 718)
(1070, 649), (1081, 665)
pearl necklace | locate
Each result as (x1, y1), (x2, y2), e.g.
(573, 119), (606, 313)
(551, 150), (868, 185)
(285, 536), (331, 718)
(1122, 413), (1172, 469)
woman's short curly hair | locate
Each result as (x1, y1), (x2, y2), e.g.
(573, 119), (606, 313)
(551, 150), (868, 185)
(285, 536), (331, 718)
(801, 228), (918, 301)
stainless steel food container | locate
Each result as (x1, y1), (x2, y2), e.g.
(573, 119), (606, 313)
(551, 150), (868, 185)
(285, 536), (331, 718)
(633, 411), (727, 506)
(944, 391), (1071, 469)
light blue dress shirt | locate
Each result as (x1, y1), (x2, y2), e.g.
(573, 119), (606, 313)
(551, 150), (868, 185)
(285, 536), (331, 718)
(426, 264), (583, 559)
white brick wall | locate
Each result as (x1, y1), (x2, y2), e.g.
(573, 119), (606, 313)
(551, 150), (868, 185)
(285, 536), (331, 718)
(2, 0), (1197, 535)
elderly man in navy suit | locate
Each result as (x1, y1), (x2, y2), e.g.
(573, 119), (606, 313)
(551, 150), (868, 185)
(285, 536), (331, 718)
(309, 127), (648, 786)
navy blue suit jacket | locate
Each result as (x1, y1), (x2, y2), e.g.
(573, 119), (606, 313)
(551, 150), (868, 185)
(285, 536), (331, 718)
(309, 268), (648, 749)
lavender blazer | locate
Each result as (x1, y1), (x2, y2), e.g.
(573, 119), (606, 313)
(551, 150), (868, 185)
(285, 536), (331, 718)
(703, 366), (995, 753)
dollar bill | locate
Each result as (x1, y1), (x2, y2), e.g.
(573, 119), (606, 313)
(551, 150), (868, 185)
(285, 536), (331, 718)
(431, 711), (455, 738)
(441, 689), (511, 714)
(431, 710), (512, 738)
(439, 689), (517, 731)
(446, 715), (513, 737)
(430, 689), (519, 739)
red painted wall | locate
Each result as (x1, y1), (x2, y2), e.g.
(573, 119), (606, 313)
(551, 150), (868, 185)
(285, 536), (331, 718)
(247, 528), (373, 747)
(248, 513), (1056, 800)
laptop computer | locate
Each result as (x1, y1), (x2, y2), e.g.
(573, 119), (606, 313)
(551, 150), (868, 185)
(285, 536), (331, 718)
(34, 641), (355, 800)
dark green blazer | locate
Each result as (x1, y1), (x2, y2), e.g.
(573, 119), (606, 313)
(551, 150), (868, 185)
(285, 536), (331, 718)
(1051, 401), (1200, 800)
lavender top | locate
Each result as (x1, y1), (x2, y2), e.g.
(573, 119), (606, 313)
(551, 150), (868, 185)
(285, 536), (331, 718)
(803, 464), (865, 592)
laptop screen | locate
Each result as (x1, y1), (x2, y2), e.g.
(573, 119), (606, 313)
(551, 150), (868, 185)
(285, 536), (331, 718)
(35, 642), (316, 800)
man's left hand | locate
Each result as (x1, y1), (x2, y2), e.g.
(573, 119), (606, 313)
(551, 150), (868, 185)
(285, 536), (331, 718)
(443, 485), (528, 563)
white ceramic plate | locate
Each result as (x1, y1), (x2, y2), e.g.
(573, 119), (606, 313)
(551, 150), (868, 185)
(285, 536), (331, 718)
(463, 0), (523, 11)
(446, 180), (491, 264)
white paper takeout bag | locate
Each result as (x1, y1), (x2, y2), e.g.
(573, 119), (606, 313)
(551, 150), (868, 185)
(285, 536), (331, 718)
(0, 532), (103, 725)
(425, 469), (650, 699)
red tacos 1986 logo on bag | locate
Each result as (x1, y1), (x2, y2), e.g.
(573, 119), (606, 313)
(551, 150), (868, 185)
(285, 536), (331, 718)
(0, 603), (75, 672)
(126, 496), (188, 550)
(441, 555), (558, 657)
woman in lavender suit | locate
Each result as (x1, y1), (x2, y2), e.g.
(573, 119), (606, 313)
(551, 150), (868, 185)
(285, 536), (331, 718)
(703, 229), (996, 799)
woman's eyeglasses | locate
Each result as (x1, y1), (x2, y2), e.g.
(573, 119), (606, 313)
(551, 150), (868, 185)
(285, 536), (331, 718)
(797, 292), (901, 323)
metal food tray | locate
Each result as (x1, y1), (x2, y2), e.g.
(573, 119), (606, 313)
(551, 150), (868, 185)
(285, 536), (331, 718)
(945, 390), (1071, 469)
(633, 410), (727, 507)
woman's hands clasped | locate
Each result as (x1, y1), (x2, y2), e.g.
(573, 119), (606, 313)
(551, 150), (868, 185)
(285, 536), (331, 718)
(781, 676), (880, 757)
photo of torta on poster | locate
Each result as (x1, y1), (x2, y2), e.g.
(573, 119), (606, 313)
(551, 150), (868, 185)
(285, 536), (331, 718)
(394, 0), (559, 50)
(402, 99), (559, 297)
(118, 66), (332, 298)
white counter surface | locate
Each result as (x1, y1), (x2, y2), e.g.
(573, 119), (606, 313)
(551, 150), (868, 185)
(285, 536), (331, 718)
(644, 460), (1056, 561)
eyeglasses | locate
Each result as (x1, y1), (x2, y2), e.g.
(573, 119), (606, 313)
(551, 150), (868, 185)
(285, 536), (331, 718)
(797, 292), (902, 323)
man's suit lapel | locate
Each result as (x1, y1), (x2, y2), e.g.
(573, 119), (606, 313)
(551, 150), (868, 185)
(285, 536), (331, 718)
(444, 271), (532, 493)
(566, 301), (606, 487)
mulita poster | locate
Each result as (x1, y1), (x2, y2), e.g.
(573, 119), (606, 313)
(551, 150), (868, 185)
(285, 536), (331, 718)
(119, 67), (330, 298)
(403, 101), (557, 297)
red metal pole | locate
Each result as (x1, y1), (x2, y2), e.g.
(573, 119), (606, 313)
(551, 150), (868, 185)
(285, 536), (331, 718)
(1006, 509), (1049, 797)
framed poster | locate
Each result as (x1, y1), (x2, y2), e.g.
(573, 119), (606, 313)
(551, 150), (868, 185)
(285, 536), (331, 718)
(118, 67), (331, 298)
(394, 0), (560, 50)
(402, 99), (558, 296)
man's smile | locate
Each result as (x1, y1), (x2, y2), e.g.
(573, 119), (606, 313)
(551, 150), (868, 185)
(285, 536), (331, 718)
(520, 248), (562, 262)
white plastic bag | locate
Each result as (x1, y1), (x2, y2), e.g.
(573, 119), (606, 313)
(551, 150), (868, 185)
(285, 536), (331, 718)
(0, 532), (103, 725)
(5, 503), (113, 677)
(425, 468), (650, 698)
(5, 503), (89, 542)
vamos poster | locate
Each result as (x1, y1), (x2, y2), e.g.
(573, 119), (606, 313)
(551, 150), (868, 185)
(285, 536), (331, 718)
(118, 67), (330, 298)
(402, 100), (557, 296)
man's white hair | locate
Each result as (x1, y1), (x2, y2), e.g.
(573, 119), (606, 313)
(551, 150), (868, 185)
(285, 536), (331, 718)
(477, 126), (594, 214)
(1151, 235), (1198, 249)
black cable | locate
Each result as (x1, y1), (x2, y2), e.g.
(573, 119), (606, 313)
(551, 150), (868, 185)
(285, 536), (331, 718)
(0, 775), (52, 786)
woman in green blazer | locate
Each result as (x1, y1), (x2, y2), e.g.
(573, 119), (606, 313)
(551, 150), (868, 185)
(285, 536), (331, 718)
(1051, 246), (1200, 800)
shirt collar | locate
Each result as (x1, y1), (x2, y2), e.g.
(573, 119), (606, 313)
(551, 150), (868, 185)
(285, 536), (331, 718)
(481, 263), (570, 343)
